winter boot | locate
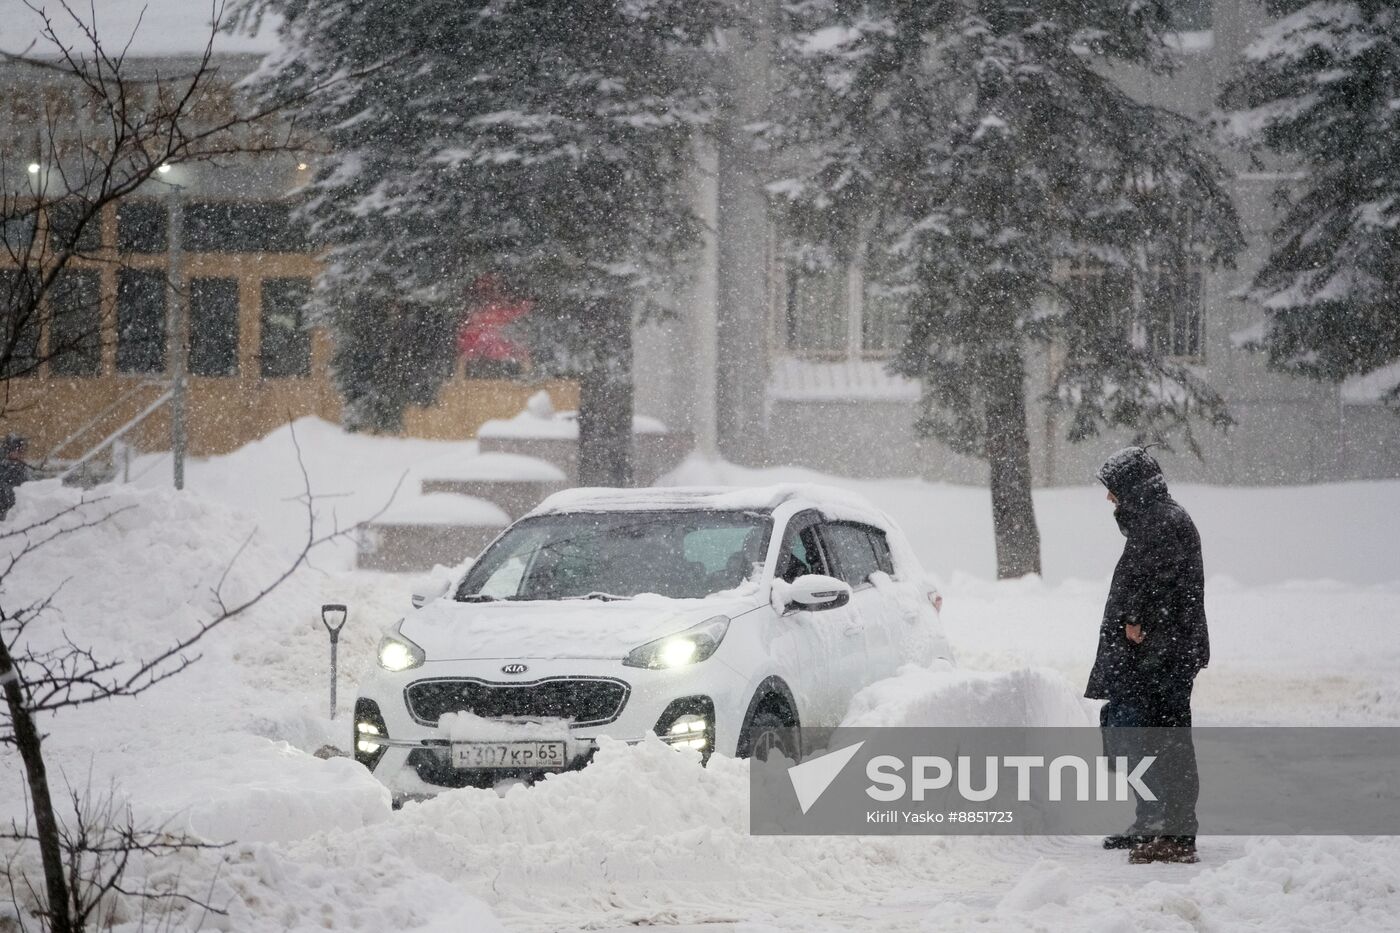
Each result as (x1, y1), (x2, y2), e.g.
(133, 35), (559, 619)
(1102, 831), (1151, 850)
(1128, 837), (1199, 864)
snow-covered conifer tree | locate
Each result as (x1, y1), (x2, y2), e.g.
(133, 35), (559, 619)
(1219, 1), (1400, 406)
(765, 0), (1242, 577)
(232, 0), (734, 483)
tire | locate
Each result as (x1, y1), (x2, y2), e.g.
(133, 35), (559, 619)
(741, 703), (800, 762)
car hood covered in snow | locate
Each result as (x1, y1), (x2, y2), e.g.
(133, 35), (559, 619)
(399, 590), (763, 661)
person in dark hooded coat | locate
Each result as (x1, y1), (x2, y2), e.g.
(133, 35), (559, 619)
(1088, 446), (1209, 864)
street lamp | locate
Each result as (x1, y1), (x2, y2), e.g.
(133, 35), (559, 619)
(26, 162), (39, 175)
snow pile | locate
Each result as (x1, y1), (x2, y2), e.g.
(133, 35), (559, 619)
(204, 737), (983, 932)
(843, 664), (1097, 728)
(0, 481), (395, 842)
(375, 491), (508, 527)
(130, 416), (470, 567)
(927, 836), (1400, 932)
(479, 390), (668, 439)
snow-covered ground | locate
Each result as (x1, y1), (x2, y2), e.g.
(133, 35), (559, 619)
(5, 421), (1399, 931)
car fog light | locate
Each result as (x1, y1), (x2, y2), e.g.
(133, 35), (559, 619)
(356, 739), (379, 754)
(664, 714), (710, 749)
(668, 715), (707, 736)
(356, 721), (381, 735)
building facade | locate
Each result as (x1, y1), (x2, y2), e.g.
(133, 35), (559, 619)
(0, 38), (573, 465)
(636, 0), (1400, 486)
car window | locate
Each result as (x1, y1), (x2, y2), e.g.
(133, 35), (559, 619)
(823, 522), (882, 587)
(775, 511), (830, 583)
(456, 510), (772, 600)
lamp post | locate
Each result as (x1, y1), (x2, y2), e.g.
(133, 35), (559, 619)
(163, 168), (187, 490)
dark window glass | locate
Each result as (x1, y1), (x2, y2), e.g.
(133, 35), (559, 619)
(823, 522), (882, 586)
(1, 209), (38, 253)
(189, 277), (239, 376)
(50, 270), (102, 376)
(116, 201), (168, 253)
(776, 511), (831, 583)
(260, 277), (311, 377)
(0, 269), (40, 377)
(116, 269), (166, 374)
(456, 510), (773, 601)
(185, 201), (307, 253)
(47, 201), (102, 252)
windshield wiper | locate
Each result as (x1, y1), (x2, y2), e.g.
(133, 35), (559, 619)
(456, 593), (498, 603)
(562, 591), (632, 602)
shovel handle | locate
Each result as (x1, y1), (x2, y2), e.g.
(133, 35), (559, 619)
(321, 603), (348, 636)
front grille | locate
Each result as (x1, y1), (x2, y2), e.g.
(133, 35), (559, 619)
(404, 677), (629, 727)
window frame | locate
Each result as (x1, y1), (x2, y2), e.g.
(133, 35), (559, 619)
(774, 509), (834, 583)
(819, 520), (892, 589)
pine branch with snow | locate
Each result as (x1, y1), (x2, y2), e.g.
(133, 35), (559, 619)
(1217, 1), (1400, 405)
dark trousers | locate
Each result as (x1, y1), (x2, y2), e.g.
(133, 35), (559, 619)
(1101, 695), (1199, 842)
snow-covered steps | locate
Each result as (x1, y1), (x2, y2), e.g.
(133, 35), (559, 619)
(418, 451), (568, 519)
(356, 493), (508, 573)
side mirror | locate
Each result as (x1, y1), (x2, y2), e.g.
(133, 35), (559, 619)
(410, 576), (452, 609)
(786, 574), (852, 612)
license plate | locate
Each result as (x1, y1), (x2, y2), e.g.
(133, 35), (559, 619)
(451, 741), (568, 770)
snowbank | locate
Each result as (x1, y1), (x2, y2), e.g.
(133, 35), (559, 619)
(843, 665), (1097, 728)
(0, 481), (394, 840)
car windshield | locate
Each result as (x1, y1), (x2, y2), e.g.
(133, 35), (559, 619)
(455, 509), (773, 601)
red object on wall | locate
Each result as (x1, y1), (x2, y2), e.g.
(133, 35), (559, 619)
(458, 274), (531, 365)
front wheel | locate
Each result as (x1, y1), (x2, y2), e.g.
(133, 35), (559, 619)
(742, 706), (800, 762)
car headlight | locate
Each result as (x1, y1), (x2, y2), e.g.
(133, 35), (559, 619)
(623, 616), (730, 670)
(377, 623), (425, 672)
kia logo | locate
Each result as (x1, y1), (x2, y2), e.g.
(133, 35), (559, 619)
(501, 663), (528, 675)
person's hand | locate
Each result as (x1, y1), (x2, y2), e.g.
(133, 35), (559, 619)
(1124, 623), (1144, 645)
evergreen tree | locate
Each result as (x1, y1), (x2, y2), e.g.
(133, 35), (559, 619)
(232, 0), (734, 481)
(1218, 1), (1400, 405)
(765, 0), (1241, 578)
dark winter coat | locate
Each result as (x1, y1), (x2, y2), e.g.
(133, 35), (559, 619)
(1086, 449), (1210, 705)
(0, 457), (31, 520)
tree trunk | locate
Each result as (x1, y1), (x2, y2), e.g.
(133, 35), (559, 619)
(575, 306), (634, 488)
(983, 345), (1042, 579)
(0, 639), (77, 933)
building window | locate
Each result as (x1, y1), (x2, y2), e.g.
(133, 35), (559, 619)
(49, 269), (102, 376)
(775, 260), (907, 359)
(116, 200), (168, 253)
(1, 210), (37, 253)
(188, 277), (239, 376)
(784, 263), (849, 358)
(185, 201), (306, 253)
(1141, 247), (1205, 360)
(1, 269), (40, 377)
(116, 269), (167, 374)
(1060, 246), (1205, 362)
(260, 277), (312, 378)
(46, 200), (103, 252)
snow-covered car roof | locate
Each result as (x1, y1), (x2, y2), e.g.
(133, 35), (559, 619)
(529, 484), (889, 525)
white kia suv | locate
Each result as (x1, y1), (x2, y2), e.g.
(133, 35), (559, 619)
(352, 485), (951, 797)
